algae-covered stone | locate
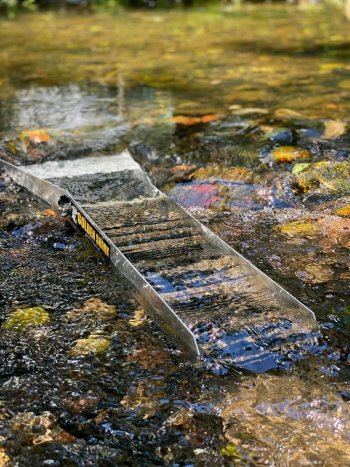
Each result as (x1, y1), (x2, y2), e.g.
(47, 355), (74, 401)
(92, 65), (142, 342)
(335, 205), (350, 217)
(271, 146), (311, 164)
(274, 220), (318, 237)
(292, 163), (310, 175)
(65, 297), (116, 322)
(3, 306), (49, 331)
(293, 161), (350, 193)
(221, 444), (241, 460)
(70, 334), (110, 356)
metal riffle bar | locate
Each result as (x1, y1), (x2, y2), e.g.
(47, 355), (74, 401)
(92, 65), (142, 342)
(0, 152), (318, 372)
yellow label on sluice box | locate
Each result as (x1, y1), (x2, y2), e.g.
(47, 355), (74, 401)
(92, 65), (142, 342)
(71, 205), (110, 258)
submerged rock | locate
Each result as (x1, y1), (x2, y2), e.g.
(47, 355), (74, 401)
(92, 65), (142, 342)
(69, 334), (110, 356)
(335, 205), (350, 217)
(65, 297), (116, 322)
(271, 146), (311, 164)
(3, 306), (49, 331)
(293, 161), (350, 194)
(274, 220), (318, 237)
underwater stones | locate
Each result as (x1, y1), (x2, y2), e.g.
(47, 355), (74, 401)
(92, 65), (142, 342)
(0, 448), (10, 466)
(274, 108), (303, 119)
(335, 205), (350, 217)
(165, 408), (194, 428)
(8, 411), (75, 447)
(303, 263), (334, 284)
(322, 120), (347, 140)
(2, 306), (49, 331)
(167, 164), (197, 183)
(69, 334), (110, 356)
(265, 128), (294, 145)
(63, 395), (100, 415)
(271, 146), (311, 164)
(129, 307), (146, 327)
(10, 411), (55, 442)
(65, 297), (116, 322)
(317, 216), (350, 250)
(274, 220), (318, 237)
(171, 114), (222, 126)
(127, 345), (173, 370)
(121, 381), (163, 419)
(189, 165), (252, 182)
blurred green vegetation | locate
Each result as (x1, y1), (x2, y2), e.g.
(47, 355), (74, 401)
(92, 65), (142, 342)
(0, 0), (349, 19)
(0, 0), (207, 17)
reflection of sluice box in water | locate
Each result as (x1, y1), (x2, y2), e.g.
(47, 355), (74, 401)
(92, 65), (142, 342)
(0, 152), (319, 373)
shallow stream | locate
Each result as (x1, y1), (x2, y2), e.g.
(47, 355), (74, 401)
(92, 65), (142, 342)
(0, 6), (350, 465)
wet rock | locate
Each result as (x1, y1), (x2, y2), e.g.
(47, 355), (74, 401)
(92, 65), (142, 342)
(12, 223), (41, 240)
(303, 263), (334, 284)
(165, 408), (194, 428)
(167, 164), (197, 183)
(169, 178), (290, 210)
(128, 307), (146, 327)
(271, 146), (311, 164)
(69, 334), (110, 356)
(230, 107), (268, 116)
(7, 411), (75, 448)
(274, 108), (303, 119)
(53, 242), (66, 251)
(127, 345), (174, 370)
(121, 381), (164, 419)
(0, 448), (11, 466)
(322, 119), (347, 140)
(274, 220), (318, 237)
(3, 306), (50, 331)
(63, 395), (100, 415)
(265, 127), (294, 145)
(171, 114), (222, 126)
(189, 165), (252, 182)
(293, 161), (350, 194)
(335, 205), (350, 217)
(317, 216), (350, 250)
(65, 297), (116, 322)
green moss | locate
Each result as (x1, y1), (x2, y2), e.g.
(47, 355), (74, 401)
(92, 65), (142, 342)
(3, 306), (50, 331)
(293, 161), (350, 193)
(221, 444), (241, 461)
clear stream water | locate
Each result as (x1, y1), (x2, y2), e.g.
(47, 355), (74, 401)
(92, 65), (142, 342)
(0, 6), (350, 465)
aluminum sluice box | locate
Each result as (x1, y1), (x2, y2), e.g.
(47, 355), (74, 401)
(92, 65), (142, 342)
(0, 152), (319, 373)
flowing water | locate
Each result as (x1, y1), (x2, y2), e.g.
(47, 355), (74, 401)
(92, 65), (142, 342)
(0, 5), (350, 465)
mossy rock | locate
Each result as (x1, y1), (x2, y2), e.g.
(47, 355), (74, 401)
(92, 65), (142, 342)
(335, 205), (350, 217)
(221, 444), (241, 460)
(274, 220), (318, 237)
(3, 306), (50, 331)
(69, 335), (110, 356)
(293, 161), (350, 193)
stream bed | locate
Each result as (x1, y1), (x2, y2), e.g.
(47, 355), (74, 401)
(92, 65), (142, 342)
(0, 5), (350, 465)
